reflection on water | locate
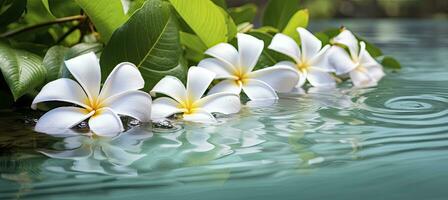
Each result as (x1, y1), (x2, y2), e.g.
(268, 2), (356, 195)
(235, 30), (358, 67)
(0, 20), (448, 200)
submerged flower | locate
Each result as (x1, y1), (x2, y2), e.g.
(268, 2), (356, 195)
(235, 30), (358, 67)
(150, 67), (241, 123)
(269, 28), (336, 88)
(32, 52), (152, 136)
(198, 33), (299, 100)
(329, 29), (385, 87)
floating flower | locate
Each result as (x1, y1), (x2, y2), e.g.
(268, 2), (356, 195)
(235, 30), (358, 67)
(198, 33), (299, 100)
(268, 28), (336, 88)
(32, 52), (152, 136)
(150, 67), (240, 123)
(329, 29), (385, 87)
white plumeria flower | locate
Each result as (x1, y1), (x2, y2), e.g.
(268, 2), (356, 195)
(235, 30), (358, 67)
(31, 52), (152, 136)
(329, 29), (385, 87)
(268, 27), (336, 88)
(150, 67), (241, 123)
(198, 33), (299, 100)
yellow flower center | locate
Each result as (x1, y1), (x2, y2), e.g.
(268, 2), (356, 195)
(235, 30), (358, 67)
(234, 69), (249, 86)
(180, 99), (198, 115)
(84, 97), (105, 116)
(355, 65), (367, 73)
(297, 62), (309, 73)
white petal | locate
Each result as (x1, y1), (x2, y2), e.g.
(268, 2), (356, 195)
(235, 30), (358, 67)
(308, 45), (334, 72)
(328, 46), (357, 75)
(196, 93), (241, 114)
(150, 76), (186, 103)
(64, 52), (101, 101)
(297, 70), (308, 88)
(35, 107), (94, 135)
(249, 66), (299, 93)
(88, 108), (123, 137)
(151, 97), (183, 119)
(359, 42), (380, 66)
(297, 28), (322, 61)
(237, 33), (264, 73)
(99, 62), (144, 100)
(307, 67), (336, 88)
(205, 43), (239, 68)
(198, 58), (236, 79)
(105, 91), (152, 122)
(332, 29), (359, 56)
(349, 70), (375, 87)
(208, 79), (242, 95)
(186, 67), (216, 102)
(242, 79), (278, 100)
(268, 33), (301, 62)
(31, 78), (89, 109)
(366, 64), (385, 82)
(183, 109), (217, 123)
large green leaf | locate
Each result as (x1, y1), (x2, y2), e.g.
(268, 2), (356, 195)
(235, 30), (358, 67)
(262, 0), (300, 30)
(101, 0), (185, 90)
(75, 0), (127, 42)
(229, 3), (257, 24)
(0, 42), (46, 101)
(169, 0), (231, 47)
(282, 9), (309, 43)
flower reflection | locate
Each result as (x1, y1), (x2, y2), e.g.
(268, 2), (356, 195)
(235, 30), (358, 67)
(39, 127), (152, 176)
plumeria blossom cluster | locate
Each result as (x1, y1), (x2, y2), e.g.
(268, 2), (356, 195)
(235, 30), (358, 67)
(32, 27), (385, 137)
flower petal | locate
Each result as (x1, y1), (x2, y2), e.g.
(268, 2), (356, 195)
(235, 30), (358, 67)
(268, 33), (301, 62)
(205, 43), (239, 68)
(249, 66), (299, 93)
(332, 29), (359, 56)
(150, 76), (186, 103)
(99, 62), (144, 101)
(328, 46), (357, 75)
(186, 67), (216, 102)
(198, 58), (236, 79)
(307, 67), (336, 87)
(151, 97), (183, 119)
(196, 93), (241, 114)
(242, 79), (278, 100)
(237, 33), (264, 73)
(297, 28), (322, 61)
(183, 109), (217, 123)
(208, 79), (242, 95)
(349, 70), (375, 87)
(105, 91), (152, 122)
(64, 52), (101, 101)
(102, 145), (145, 166)
(88, 108), (123, 137)
(35, 107), (94, 135)
(31, 78), (89, 110)
(297, 70), (308, 88)
(309, 45), (334, 72)
(366, 64), (385, 82)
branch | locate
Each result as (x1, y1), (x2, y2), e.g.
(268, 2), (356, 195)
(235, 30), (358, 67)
(0, 15), (86, 38)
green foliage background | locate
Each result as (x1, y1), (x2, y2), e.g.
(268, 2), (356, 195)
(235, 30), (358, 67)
(0, 0), (400, 109)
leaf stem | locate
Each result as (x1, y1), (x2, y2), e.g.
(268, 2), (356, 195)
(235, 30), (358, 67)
(0, 15), (87, 38)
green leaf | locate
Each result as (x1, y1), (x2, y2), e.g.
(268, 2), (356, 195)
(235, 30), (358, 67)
(249, 31), (293, 70)
(0, 0), (27, 27)
(262, 0), (299, 30)
(101, 0), (185, 90)
(211, 0), (227, 9)
(42, 0), (80, 18)
(381, 56), (401, 70)
(75, 0), (128, 42)
(229, 3), (257, 24)
(0, 41), (46, 101)
(180, 31), (207, 53)
(65, 42), (103, 60)
(282, 9), (309, 43)
(169, 0), (231, 47)
(361, 39), (383, 58)
(42, 45), (69, 82)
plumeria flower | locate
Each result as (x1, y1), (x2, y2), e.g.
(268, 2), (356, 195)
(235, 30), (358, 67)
(150, 67), (241, 123)
(329, 29), (385, 87)
(268, 27), (336, 88)
(32, 52), (152, 136)
(198, 33), (299, 100)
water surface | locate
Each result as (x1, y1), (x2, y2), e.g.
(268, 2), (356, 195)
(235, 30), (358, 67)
(0, 20), (447, 200)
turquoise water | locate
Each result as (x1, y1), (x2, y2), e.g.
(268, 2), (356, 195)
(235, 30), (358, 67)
(1, 20), (448, 200)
